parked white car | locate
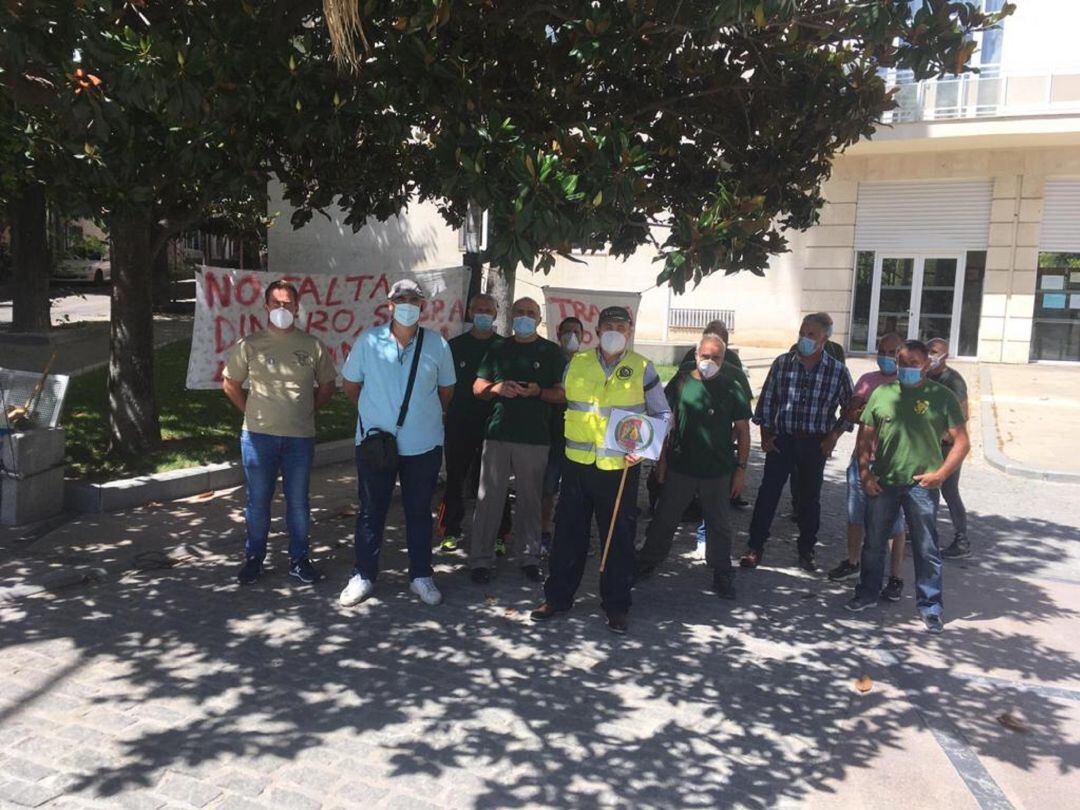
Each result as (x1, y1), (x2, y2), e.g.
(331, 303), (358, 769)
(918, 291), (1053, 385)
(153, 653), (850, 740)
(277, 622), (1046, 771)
(56, 258), (111, 283)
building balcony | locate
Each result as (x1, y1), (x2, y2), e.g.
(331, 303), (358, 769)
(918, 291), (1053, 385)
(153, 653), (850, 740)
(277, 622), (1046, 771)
(880, 65), (1080, 124)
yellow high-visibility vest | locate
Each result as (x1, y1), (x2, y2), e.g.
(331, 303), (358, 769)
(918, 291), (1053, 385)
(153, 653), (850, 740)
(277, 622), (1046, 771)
(564, 349), (650, 470)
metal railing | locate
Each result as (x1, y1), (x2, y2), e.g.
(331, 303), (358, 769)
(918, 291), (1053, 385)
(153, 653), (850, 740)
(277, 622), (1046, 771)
(668, 308), (735, 332)
(879, 64), (1080, 123)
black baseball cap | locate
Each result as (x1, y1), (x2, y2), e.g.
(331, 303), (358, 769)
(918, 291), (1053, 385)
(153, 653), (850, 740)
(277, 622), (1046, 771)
(597, 306), (632, 325)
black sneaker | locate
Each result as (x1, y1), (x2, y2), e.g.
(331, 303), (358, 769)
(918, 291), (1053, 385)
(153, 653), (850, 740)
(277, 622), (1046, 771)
(237, 557), (262, 585)
(730, 495), (750, 510)
(521, 565), (543, 583)
(923, 613), (945, 634)
(941, 538), (972, 559)
(844, 595), (877, 613)
(713, 572), (736, 600)
(798, 553), (819, 573)
(605, 611), (628, 635)
(880, 576), (904, 602)
(288, 557), (319, 584)
(471, 567), (492, 585)
(827, 559), (860, 581)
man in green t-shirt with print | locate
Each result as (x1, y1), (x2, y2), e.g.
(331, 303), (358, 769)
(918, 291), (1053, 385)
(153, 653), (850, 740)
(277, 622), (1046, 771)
(636, 332), (752, 599)
(846, 339), (969, 634)
(470, 297), (567, 583)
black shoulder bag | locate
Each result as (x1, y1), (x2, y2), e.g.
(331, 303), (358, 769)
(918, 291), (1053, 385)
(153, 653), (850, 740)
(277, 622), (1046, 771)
(358, 328), (425, 472)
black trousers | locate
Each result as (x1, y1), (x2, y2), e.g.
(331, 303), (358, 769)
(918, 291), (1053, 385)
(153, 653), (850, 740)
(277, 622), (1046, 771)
(437, 418), (485, 538)
(544, 460), (641, 614)
(748, 434), (827, 557)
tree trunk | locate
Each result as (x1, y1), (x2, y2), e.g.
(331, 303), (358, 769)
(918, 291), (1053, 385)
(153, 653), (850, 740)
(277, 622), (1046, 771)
(151, 241), (172, 309)
(107, 208), (161, 456)
(9, 184), (51, 332)
(485, 263), (515, 336)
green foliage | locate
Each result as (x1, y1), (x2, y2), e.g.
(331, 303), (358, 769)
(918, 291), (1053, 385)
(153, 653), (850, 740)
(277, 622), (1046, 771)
(304, 0), (1012, 292)
(62, 340), (357, 480)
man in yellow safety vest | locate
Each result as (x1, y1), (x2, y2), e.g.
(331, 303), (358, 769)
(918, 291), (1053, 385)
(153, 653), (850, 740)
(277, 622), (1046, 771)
(530, 306), (671, 634)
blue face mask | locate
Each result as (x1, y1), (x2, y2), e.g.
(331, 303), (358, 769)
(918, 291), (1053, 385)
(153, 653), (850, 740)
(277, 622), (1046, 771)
(392, 302), (421, 327)
(796, 336), (818, 357)
(877, 356), (898, 376)
(512, 316), (537, 337)
(898, 366), (924, 387)
(472, 313), (494, 332)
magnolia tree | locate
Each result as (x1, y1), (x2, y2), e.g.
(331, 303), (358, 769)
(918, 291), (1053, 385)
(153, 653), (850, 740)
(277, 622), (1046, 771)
(2, 0), (1010, 457)
(308, 0), (1011, 297)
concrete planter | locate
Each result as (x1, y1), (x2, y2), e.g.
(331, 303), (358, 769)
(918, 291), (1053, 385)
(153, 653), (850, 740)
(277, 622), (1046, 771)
(0, 428), (67, 526)
(64, 437), (356, 514)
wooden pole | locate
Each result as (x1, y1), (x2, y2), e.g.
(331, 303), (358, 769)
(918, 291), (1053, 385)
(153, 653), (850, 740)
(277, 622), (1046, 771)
(598, 463), (632, 574)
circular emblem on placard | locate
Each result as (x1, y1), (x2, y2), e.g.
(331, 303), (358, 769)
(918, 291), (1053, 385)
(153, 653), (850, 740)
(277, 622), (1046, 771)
(617, 366), (634, 380)
(613, 414), (654, 454)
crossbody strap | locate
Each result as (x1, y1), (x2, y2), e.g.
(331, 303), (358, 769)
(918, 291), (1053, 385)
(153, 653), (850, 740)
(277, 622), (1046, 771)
(395, 327), (425, 431)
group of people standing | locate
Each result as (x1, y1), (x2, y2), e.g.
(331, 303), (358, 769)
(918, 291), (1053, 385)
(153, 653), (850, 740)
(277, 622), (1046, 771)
(223, 278), (971, 636)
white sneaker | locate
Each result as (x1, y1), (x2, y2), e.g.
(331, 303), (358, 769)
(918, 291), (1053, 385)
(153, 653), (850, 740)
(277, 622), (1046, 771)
(339, 574), (374, 606)
(409, 576), (443, 606)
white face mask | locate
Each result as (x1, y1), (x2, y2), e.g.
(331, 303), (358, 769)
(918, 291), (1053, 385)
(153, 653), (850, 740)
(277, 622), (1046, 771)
(697, 359), (721, 380)
(599, 330), (627, 355)
(560, 333), (580, 353)
(268, 307), (295, 330)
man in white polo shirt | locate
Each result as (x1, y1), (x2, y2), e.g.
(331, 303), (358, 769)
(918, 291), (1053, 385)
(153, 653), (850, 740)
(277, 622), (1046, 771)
(338, 279), (457, 607)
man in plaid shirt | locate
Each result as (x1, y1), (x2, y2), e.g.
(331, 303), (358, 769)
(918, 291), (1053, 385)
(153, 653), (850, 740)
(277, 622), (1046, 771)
(741, 313), (854, 573)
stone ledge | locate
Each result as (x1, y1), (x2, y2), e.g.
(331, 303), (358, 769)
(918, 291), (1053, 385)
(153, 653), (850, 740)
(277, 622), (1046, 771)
(978, 366), (1080, 483)
(64, 437), (356, 514)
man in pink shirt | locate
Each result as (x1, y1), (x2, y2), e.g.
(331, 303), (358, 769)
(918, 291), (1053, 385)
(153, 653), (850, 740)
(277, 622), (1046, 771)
(827, 333), (907, 601)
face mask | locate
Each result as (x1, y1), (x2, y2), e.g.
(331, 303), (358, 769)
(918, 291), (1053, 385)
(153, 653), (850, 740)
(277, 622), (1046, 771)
(268, 307), (294, 330)
(560, 333), (580, 353)
(877, 356), (898, 376)
(599, 330), (627, 355)
(697, 359), (721, 380)
(392, 302), (421, 327)
(929, 354), (945, 371)
(512, 316), (537, 337)
(796, 336), (818, 357)
(472, 313), (494, 332)
(898, 366), (924, 387)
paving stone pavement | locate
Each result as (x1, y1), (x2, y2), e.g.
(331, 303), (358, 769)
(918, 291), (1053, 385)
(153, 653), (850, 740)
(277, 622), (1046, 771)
(0, 429), (1078, 809)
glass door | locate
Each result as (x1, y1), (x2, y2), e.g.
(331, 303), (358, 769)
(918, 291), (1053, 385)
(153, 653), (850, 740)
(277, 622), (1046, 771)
(866, 254), (965, 347)
(869, 256), (916, 341)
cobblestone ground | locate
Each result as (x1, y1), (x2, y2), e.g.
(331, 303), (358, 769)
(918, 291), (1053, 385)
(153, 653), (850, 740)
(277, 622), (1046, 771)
(1, 432), (1078, 809)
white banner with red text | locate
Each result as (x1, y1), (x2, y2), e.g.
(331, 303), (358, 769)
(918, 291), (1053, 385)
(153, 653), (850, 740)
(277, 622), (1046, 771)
(185, 266), (470, 389)
(540, 286), (642, 349)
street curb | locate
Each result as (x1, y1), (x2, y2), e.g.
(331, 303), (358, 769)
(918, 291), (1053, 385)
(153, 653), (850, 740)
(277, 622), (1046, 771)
(64, 437), (356, 513)
(979, 365), (1080, 483)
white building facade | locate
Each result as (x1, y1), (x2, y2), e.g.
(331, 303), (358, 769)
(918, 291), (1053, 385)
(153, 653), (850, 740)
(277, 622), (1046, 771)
(269, 0), (1080, 363)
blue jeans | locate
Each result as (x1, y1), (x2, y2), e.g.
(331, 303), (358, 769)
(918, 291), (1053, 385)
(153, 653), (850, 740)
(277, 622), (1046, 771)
(240, 430), (315, 563)
(353, 445), (442, 582)
(856, 483), (943, 616)
(846, 458), (905, 536)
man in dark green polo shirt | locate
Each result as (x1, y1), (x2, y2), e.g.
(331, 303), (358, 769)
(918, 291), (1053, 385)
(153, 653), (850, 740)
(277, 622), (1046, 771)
(927, 337), (971, 559)
(435, 293), (502, 551)
(636, 332), (752, 598)
(678, 320), (752, 402)
(469, 297), (567, 583)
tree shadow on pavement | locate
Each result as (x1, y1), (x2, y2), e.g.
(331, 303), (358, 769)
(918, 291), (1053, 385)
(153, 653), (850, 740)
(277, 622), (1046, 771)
(0, 460), (1078, 808)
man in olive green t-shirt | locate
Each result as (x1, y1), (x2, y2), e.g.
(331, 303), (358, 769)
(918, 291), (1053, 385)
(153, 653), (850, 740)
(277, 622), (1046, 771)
(846, 339), (969, 634)
(469, 297), (567, 583)
(222, 281), (337, 587)
(638, 333), (751, 599)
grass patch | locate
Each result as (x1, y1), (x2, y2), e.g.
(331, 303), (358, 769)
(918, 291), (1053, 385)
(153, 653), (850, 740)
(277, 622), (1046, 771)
(654, 363), (678, 384)
(62, 339), (357, 481)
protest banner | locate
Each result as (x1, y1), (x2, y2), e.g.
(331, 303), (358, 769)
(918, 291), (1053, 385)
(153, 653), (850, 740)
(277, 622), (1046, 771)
(540, 286), (641, 347)
(185, 266), (470, 389)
